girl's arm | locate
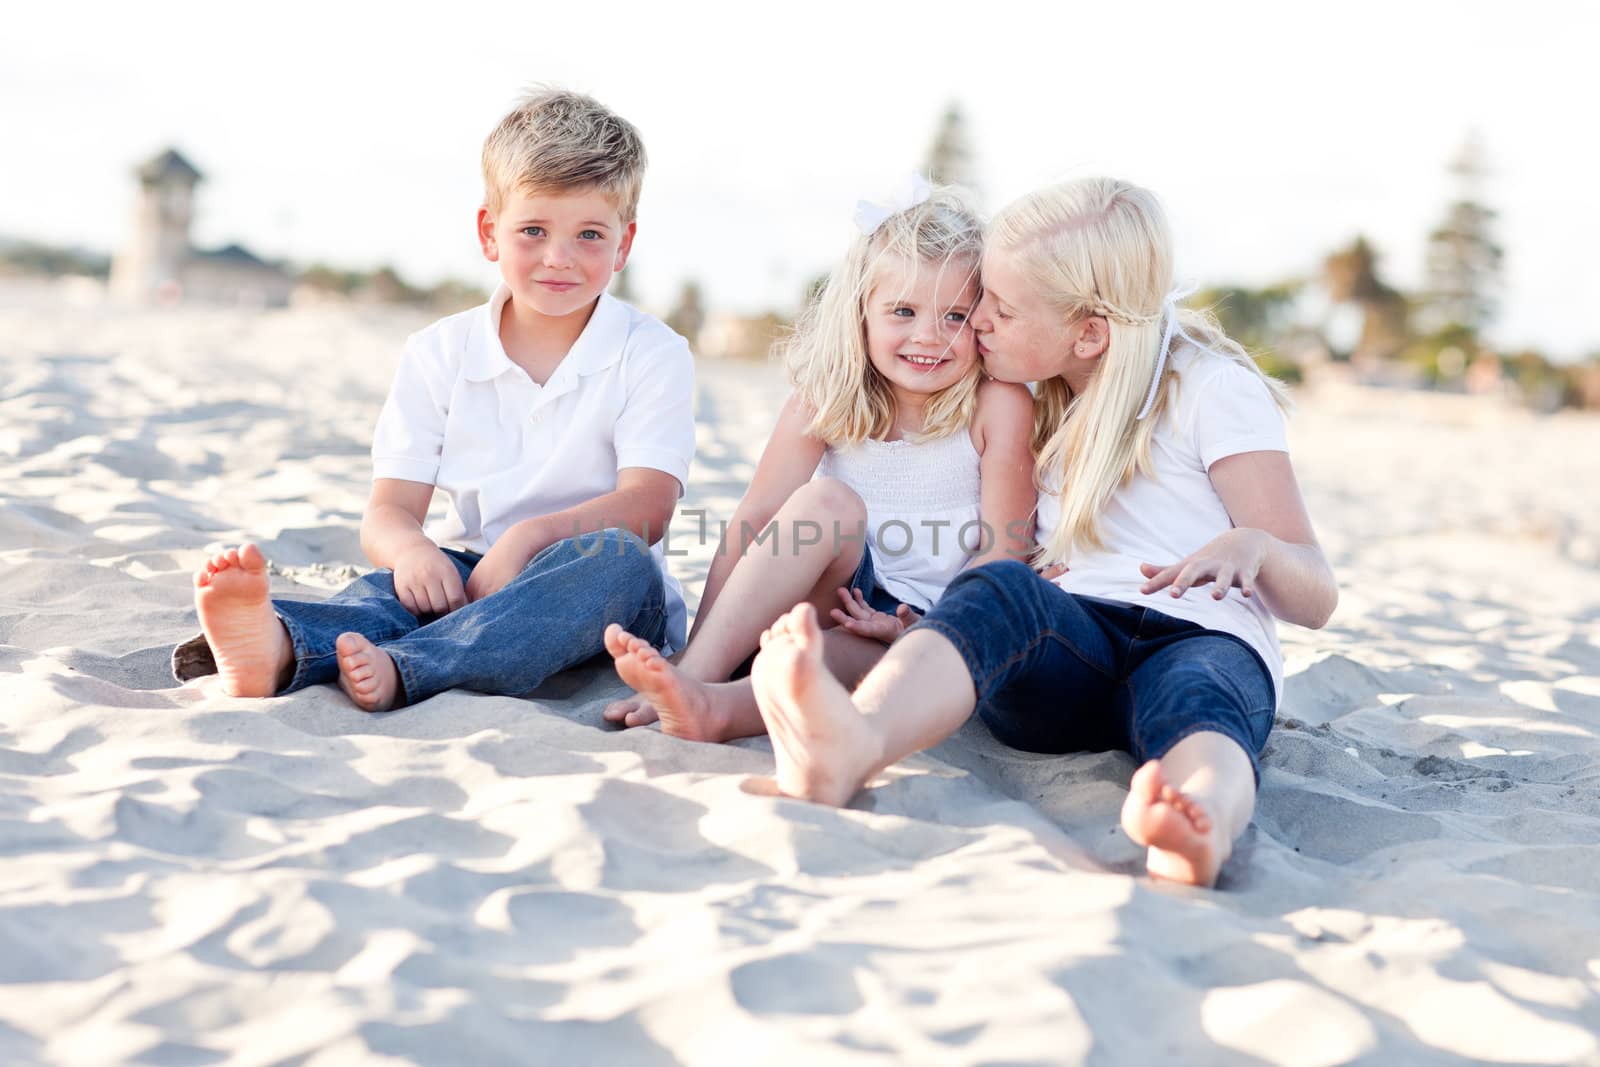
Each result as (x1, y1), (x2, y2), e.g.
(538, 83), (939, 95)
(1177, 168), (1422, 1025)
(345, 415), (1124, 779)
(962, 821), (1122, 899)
(1139, 451), (1337, 629)
(966, 380), (1038, 568)
(688, 392), (826, 641)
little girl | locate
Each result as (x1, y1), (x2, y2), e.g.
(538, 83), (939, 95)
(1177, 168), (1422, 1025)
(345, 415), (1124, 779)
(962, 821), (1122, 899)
(748, 177), (1338, 889)
(603, 185), (1035, 742)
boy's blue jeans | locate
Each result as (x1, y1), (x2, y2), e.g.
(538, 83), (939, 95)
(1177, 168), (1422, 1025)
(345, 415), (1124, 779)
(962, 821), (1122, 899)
(909, 560), (1276, 782)
(269, 528), (665, 706)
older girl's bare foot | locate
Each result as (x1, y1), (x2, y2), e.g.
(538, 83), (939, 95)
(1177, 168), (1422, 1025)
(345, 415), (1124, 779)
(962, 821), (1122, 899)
(750, 604), (882, 807)
(336, 633), (400, 712)
(193, 544), (292, 697)
(1120, 760), (1228, 887)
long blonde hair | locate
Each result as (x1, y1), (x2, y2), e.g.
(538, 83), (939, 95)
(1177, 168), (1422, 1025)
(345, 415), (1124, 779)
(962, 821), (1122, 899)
(778, 186), (984, 445)
(989, 178), (1290, 564)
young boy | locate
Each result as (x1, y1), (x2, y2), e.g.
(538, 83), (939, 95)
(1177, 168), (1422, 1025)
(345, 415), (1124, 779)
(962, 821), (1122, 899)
(173, 89), (695, 712)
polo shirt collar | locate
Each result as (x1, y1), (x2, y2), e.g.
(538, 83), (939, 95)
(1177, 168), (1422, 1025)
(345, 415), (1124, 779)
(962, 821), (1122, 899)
(464, 284), (628, 383)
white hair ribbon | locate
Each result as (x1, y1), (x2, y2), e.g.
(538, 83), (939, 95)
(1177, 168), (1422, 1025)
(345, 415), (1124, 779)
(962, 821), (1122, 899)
(1135, 282), (1209, 421)
(852, 173), (933, 235)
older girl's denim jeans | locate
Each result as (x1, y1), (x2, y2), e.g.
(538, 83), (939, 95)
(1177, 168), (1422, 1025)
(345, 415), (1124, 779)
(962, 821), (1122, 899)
(909, 560), (1275, 782)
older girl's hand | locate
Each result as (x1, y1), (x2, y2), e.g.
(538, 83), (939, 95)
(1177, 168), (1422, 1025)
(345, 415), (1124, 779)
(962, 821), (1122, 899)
(829, 587), (919, 645)
(1139, 528), (1273, 601)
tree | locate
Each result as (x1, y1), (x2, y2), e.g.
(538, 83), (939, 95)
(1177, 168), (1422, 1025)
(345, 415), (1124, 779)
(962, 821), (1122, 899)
(1423, 133), (1503, 333)
(1193, 282), (1302, 353)
(1323, 237), (1408, 361)
(924, 101), (976, 190)
(665, 280), (705, 345)
(611, 263), (638, 304)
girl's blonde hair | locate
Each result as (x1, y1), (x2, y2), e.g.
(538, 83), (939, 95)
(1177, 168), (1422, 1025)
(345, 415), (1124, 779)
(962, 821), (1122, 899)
(778, 186), (984, 445)
(989, 177), (1290, 564)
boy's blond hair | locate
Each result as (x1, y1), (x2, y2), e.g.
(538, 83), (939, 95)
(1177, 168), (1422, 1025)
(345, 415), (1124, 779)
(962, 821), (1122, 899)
(989, 177), (1290, 565)
(779, 186), (984, 447)
(481, 88), (647, 221)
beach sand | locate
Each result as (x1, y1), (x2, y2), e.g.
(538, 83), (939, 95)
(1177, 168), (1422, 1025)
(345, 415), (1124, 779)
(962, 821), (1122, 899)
(2, 285), (1597, 1065)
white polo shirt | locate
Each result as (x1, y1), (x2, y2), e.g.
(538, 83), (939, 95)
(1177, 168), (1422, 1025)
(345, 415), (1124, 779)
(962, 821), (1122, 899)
(1036, 345), (1289, 701)
(371, 285), (696, 652)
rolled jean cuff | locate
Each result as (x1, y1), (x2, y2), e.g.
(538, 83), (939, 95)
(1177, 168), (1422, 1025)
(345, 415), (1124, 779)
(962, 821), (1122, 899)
(904, 616), (987, 697)
(1144, 721), (1264, 789)
(275, 607), (335, 693)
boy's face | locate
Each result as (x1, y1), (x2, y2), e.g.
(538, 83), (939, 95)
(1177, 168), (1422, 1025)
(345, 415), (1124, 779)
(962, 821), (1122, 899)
(477, 186), (635, 320)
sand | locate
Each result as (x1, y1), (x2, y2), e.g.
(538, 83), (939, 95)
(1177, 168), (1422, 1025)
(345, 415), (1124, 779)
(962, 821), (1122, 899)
(2, 281), (1597, 1065)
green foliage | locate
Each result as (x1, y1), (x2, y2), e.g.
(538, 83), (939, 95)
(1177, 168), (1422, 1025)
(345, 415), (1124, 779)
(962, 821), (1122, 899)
(295, 262), (484, 311)
(1192, 283), (1301, 353)
(802, 272), (830, 310)
(1423, 135), (1503, 332)
(297, 262), (366, 295)
(1252, 351), (1304, 386)
(423, 278), (489, 314)
(924, 102), (976, 190)
(1399, 324), (1480, 385)
(1322, 236), (1409, 360)
(0, 240), (110, 279)
(665, 280), (706, 343)
(610, 264), (638, 303)
(1188, 284), (1303, 385)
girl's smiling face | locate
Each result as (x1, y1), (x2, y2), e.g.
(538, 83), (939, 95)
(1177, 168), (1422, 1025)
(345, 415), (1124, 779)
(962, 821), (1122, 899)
(862, 254), (980, 406)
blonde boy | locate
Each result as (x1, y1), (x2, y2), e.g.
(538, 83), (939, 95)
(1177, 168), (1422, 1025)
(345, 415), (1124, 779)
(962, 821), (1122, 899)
(176, 89), (695, 711)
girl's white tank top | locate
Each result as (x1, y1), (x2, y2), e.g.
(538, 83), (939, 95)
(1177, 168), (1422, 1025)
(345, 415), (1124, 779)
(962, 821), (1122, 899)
(816, 429), (982, 610)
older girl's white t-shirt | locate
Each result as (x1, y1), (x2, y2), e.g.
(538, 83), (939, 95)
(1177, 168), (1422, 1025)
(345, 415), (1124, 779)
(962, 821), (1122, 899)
(1035, 346), (1289, 699)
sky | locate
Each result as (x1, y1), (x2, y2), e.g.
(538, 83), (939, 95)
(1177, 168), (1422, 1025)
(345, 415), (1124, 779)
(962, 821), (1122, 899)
(4, 0), (1596, 359)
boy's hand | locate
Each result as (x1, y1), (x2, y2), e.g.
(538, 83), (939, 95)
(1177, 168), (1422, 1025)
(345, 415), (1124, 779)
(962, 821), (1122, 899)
(828, 587), (919, 646)
(465, 527), (541, 603)
(394, 543), (467, 617)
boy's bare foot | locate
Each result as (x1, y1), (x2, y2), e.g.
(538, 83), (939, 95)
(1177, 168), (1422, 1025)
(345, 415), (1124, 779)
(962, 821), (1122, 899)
(750, 604), (883, 807)
(603, 624), (730, 741)
(1120, 760), (1228, 887)
(193, 544), (292, 697)
(336, 633), (401, 712)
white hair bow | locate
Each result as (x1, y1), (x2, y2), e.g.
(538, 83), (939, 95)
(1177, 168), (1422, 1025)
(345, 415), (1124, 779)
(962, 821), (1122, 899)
(852, 173), (933, 235)
(1135, 282), (1209, 421)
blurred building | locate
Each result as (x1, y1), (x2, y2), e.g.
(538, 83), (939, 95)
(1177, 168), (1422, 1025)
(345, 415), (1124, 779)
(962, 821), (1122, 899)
(110, 148), (293, 308)
(697, 311), (789, 361)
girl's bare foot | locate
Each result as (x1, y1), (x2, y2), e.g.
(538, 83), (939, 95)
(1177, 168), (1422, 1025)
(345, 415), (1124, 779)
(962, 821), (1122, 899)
(602, 624), (660, 728)
(1119, 760), (1228, 887)
(336, 633), (400, 712)
(749, 604), (882, 807)
(192, 544), (292, 697)
(603, 624), (732, 741)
